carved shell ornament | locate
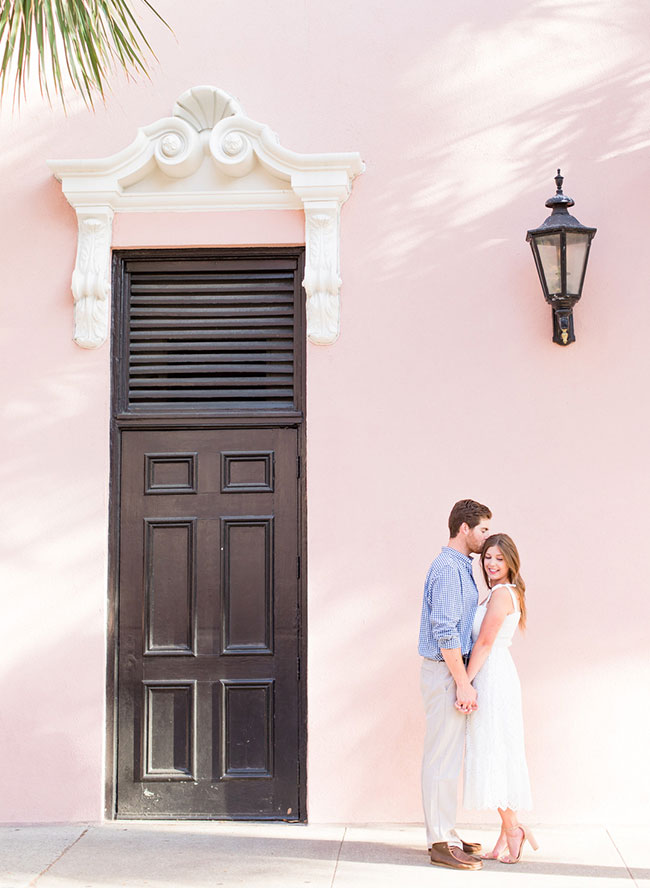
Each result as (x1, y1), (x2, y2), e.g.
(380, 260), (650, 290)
(173, 85), (242, 131)
(48, 85), (364, 348)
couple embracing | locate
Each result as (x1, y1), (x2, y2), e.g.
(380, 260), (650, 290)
(419, 499), (538, 871)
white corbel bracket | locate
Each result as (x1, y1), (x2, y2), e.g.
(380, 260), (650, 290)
(301, 203), (342, 345)
(49, 85), (364, 348)
(71, 207), (114, 348)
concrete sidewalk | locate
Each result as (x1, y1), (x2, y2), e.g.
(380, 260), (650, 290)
(1, 822), (647, 888)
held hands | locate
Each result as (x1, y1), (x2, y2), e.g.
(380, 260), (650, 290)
(455, 683), (478, 714)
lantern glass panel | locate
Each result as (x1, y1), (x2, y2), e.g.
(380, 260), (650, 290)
(565, 231), (591, 297)
(535, 233), (562, 297)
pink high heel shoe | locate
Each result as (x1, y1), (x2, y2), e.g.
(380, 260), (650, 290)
(499, 825), (539, 864)
(480, 828), (507, 860)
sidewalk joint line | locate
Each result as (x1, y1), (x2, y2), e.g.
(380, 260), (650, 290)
(29, 826), (90, 887)
(329, 825), (347, 888)
(605, 827), (637, 886)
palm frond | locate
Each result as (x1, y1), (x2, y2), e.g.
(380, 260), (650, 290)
(0, 0), (171, 108)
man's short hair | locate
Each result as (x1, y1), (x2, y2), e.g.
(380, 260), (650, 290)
(448, 499), (492, 538)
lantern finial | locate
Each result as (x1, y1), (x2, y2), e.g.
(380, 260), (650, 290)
(546, 169), (574, 212)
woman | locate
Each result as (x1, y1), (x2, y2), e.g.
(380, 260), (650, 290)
(461, 533), (538, 864)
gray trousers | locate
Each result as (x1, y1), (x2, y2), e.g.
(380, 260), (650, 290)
(420, 658), (465, 847)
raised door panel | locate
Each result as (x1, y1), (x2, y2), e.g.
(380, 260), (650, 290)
(144, 519), (196, 655)
(221, 517), (273, 655)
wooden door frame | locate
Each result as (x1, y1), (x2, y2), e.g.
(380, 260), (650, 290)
(105, 247), (307, 820)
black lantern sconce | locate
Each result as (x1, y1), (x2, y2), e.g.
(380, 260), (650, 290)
(526, 170), (596, 345)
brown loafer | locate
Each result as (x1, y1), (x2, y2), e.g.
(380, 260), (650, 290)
(430, 842), (483, 870)
(427, 840), (482, 855)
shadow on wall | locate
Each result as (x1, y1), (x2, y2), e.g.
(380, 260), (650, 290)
(345, 0), (650, 364)
(362, 56), (650, 299)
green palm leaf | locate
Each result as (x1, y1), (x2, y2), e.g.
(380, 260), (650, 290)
(0, 0), (170, 108)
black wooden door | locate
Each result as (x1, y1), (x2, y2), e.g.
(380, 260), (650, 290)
(116, 426), (301, 819)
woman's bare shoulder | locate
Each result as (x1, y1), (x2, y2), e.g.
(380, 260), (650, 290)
(485, 585), (515, 613)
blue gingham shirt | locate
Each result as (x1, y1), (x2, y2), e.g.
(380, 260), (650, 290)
(418, 547), (479, 659)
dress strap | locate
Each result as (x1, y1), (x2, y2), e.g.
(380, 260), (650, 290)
(489, 582), (519, 611)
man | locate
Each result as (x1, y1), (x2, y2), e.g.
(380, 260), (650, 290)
(419, 499), (492, 871)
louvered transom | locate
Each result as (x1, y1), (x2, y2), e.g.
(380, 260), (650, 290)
(122, 255), (302, 413)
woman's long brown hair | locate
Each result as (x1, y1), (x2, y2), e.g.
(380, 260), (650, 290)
(480, 533), (527, 630)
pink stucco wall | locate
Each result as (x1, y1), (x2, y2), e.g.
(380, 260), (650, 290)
(1, 0), (649, 825)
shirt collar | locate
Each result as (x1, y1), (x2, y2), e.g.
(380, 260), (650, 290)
(441, 546), (474, 570)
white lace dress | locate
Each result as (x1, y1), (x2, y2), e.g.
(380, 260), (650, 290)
(463, 583), (533, 811)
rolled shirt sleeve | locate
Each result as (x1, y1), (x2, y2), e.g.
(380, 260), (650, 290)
(418, 547), (478, 659)
(428, 564), (463, 649)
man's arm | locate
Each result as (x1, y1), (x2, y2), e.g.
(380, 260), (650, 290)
(429, 564), (478, 711)
(441, 648), (477, 711)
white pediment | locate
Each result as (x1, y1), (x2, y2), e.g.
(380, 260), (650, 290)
(49, 85), (364, 347)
